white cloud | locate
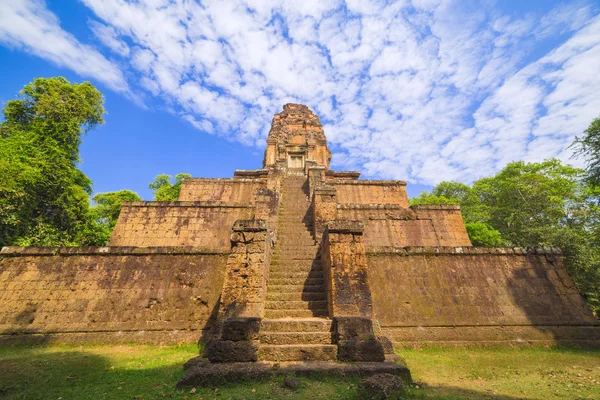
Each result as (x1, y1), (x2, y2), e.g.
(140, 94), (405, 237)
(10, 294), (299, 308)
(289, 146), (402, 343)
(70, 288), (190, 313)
(0, 0), (127, 92)
(1, 0), (599, 185)
(89, 19), (129, 57)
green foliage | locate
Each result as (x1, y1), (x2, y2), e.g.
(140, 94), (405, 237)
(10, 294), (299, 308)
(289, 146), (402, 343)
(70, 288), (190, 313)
(472, 159), (583, 246)
(92, 190), (142, 228)
(0, 77), (105, 246)
(411, 159), (600, 313)
(465, 222), (504, 246)
(572, 115), (600, 187)
(149, 173), (191, 201)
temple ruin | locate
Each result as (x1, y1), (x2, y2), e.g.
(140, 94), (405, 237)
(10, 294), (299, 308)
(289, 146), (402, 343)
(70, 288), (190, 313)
(1, 105), (599, 368)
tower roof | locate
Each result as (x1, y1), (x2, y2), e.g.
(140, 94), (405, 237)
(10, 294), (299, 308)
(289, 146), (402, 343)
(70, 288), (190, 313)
(263, 104), (331, 169)
(267, 103), (327, 144)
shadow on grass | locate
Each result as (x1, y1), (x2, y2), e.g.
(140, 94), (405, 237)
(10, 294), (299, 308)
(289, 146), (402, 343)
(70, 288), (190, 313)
(0, 344), (534, 400)
(0, 346), (191, 400)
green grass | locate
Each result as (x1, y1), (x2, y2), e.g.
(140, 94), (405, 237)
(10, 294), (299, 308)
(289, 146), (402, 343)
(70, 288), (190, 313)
(0, 344), (598, 399)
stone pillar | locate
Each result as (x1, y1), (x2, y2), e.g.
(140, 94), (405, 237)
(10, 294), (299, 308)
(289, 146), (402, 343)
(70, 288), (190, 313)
(253, 189), (279, 244)
(263, 138), (277, 167)
(307, 166), (326, 196)
(312, 185), (337, 242)
(206, 219), (270, 362)
(322, 220), (385, 362)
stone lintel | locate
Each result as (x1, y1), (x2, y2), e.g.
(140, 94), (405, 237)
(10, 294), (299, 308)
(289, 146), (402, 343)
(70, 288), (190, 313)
(232, 219), (269, 232)
(308, 166), (327, 171)
(327, 220), (364, 234)
(233, 169), (269, 178)
(325, 170), (361, 179)
(0, 246), (229, 256)
(314, 185), (336, 195)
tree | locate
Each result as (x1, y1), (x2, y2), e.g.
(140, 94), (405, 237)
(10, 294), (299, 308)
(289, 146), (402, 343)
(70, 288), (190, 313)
(0, 77), (104, 246)
(92, 190), (142, 229)
(572, 116), (600, 187)
(411, 181), (500, 246)
(149, 173), (191, 201)
(472, 159), (583, 246)
(411, 159), (600, 313)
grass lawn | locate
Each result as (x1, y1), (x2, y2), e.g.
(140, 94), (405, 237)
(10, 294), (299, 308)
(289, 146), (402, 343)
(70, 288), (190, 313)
(0, 344), (598, 399)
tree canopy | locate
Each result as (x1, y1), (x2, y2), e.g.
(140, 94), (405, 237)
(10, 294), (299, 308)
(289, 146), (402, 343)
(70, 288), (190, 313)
(411, 159), (600, 313)
(573, 115), (600, 187)
(149, 173), (191, 201)
(0, 77), (106, 246)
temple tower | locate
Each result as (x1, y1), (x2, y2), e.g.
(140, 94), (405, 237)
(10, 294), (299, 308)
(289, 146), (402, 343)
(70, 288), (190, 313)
(263, 104), (332, 173)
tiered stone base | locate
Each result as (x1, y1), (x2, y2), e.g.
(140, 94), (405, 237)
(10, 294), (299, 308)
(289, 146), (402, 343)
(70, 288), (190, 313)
(177, 358), (411, 387)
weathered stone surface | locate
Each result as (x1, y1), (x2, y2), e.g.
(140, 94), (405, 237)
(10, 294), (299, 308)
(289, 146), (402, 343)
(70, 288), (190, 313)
(177, 360), (412, 387)
(2, 103), (599, 351)
(322, 222), (374, 318)
(335, 317), (376, 341)
(283, 377), (302, 390)
(258, 344), (338, 361)
(221, 318), (261, 341)
(109, 202), (253, 248)
(0, 249), (226, 343)
(358, 373), (406, 400)
(206, 340), (259, 363)
(338, 339), (385, 362)
(368, 249), (600, 346)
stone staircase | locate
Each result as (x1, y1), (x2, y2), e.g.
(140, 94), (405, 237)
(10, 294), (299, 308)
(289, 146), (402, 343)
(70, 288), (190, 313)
(258, 175), (337, 361)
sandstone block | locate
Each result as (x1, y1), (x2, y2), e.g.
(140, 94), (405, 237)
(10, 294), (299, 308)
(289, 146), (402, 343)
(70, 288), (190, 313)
(334, 316), (376, 341)
(338, 339), (385, 362)
(206, 339), (259, 362)
(221, 317), (261, 341)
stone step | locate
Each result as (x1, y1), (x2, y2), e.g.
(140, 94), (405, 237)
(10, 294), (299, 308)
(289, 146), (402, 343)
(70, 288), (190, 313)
(268, 277), (324, 286)
(268, 270), (323, 279)
(273, 243), (315, 247)
(266, 292), (326, 302)
(264, 309), (329, 318)
(273, 247), (319, 258)
(271, 256), (321, 262)
(279, 212), (313, 216)
(269, 263), (322, 272)
(267, 284), (325, 293)
(261, 318), (332, 332)
(258, 344), (337, 361)
(273, 242), (317, 247)
(265, 300), (327, 310)
(272, 248), (320, 254)
(272, 252), (319, 258)
(259, 332), (333, 345)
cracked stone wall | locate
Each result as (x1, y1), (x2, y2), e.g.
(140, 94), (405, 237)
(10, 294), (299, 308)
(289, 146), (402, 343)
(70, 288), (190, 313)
(367, 247), (600, 346)
(0, 247), (227, 344)
(109, 202), (253, 249)
(179, 178), (267, 202)
(330, 180), (409, 207)
(336, 205), (471, 247)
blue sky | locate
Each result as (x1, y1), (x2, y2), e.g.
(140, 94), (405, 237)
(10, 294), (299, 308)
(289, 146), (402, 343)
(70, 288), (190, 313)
(1, 0), (599, 200)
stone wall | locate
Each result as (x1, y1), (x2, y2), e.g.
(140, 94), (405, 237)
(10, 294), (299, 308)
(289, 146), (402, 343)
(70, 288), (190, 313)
(0, 247), (228, 344)
(337, 205), (471, 247)
(367, 247), (600, 346)
(179, 178), (267, 202)
(331, 180), (409, 207)
(109, 202), (253, 249)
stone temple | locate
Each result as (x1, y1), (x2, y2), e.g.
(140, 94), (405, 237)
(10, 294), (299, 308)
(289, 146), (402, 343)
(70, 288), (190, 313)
(1, 105), (599, 374)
